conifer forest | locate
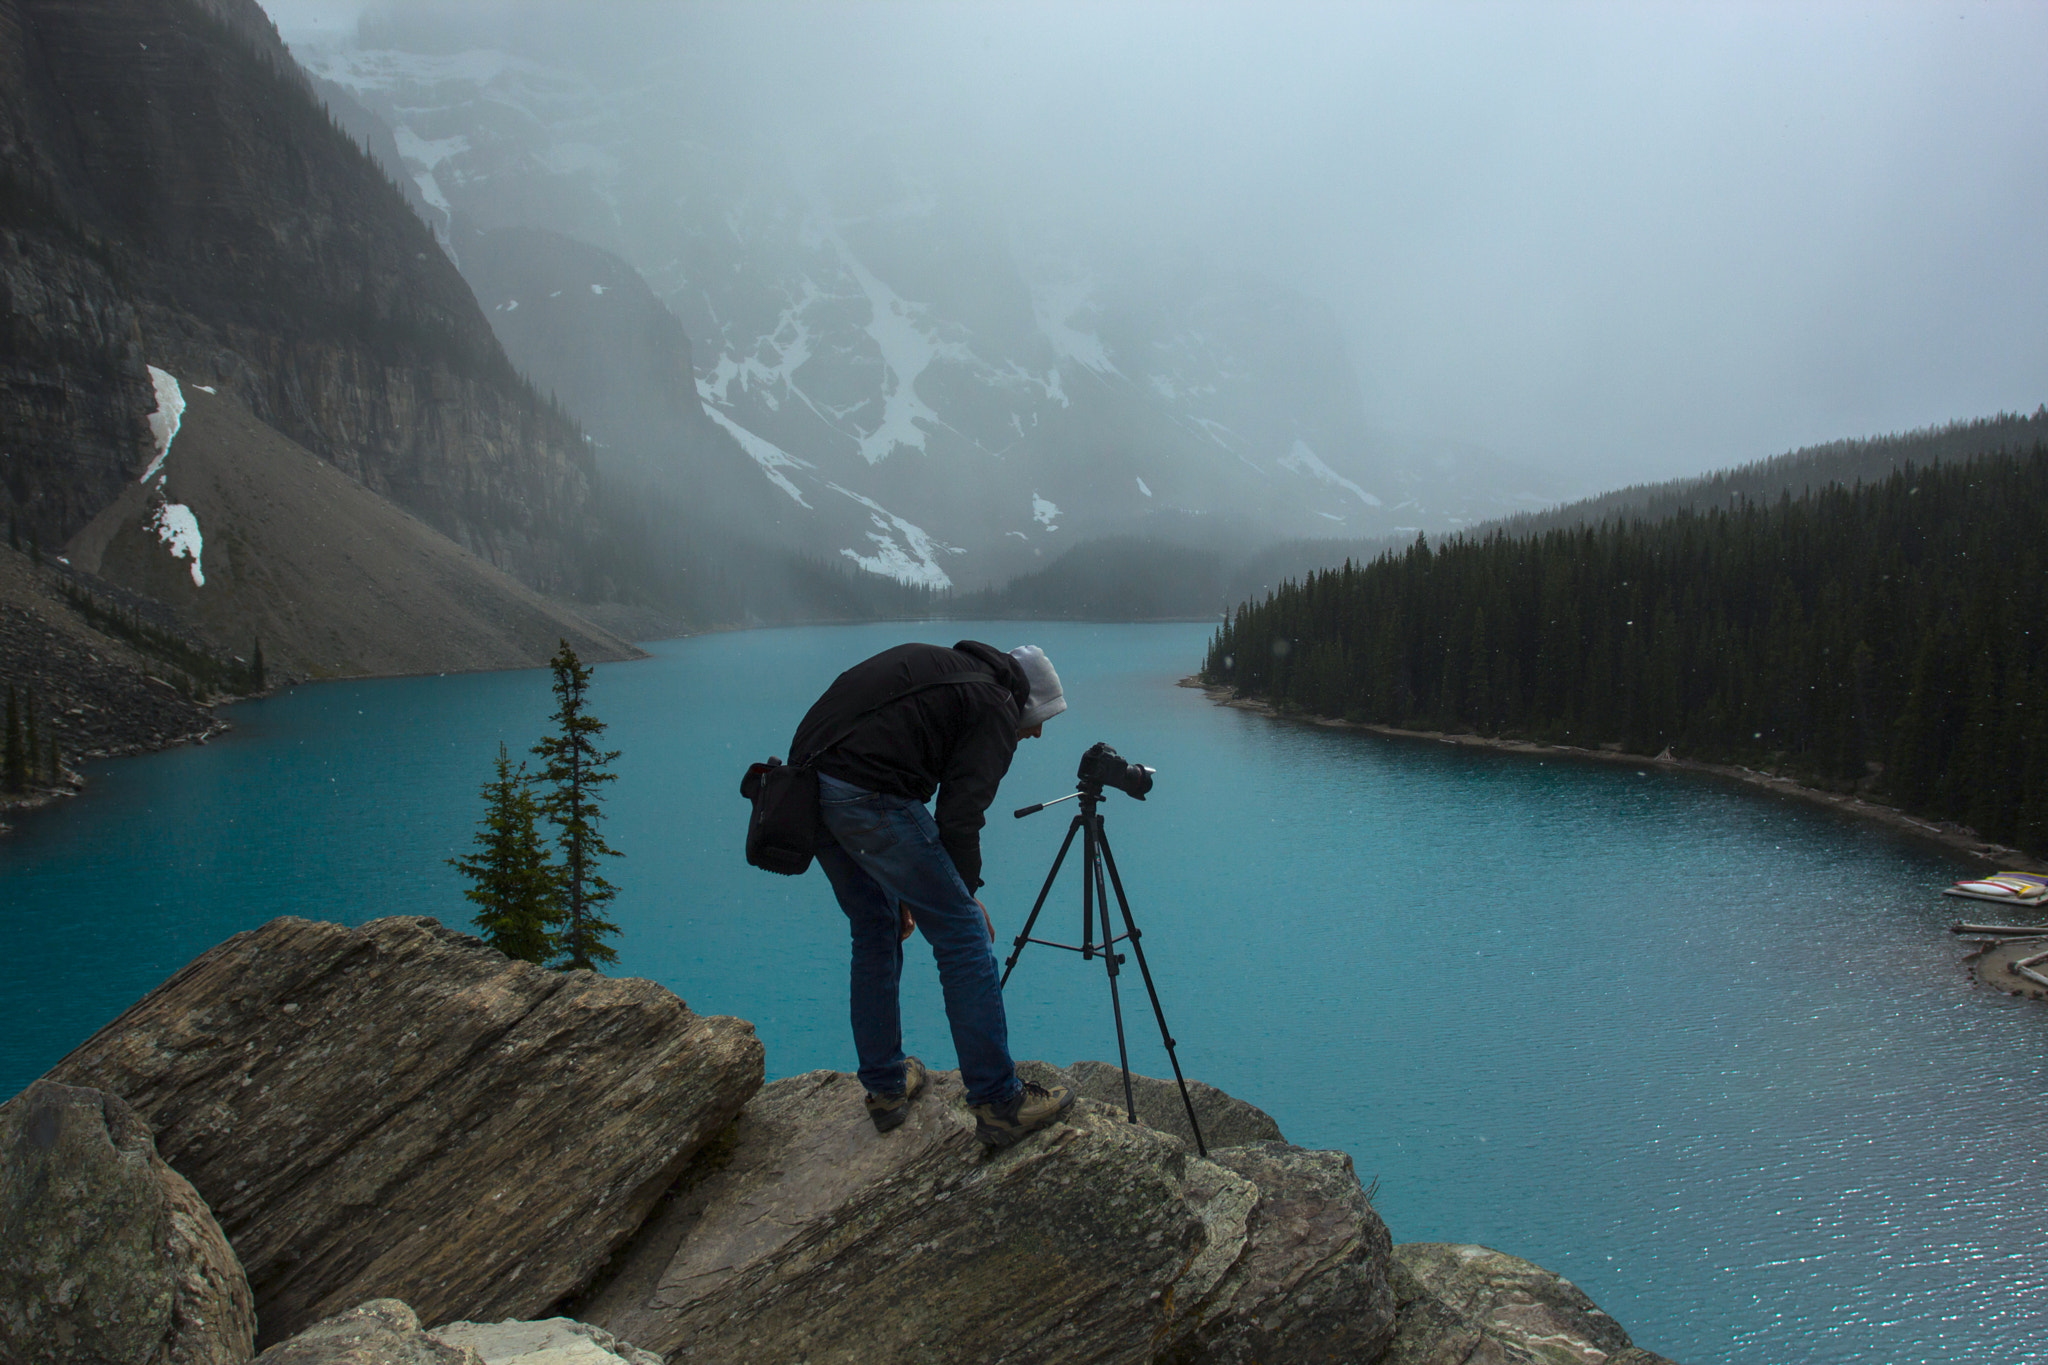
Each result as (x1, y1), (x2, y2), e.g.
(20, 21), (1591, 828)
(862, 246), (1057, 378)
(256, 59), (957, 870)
(1204, 445), (2048, 854)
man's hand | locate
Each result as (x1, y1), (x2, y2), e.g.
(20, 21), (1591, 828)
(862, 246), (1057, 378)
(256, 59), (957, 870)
(897, 900), (996, 942)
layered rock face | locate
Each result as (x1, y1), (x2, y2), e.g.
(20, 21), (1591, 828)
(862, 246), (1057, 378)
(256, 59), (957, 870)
(577, 1066), (1398, 1364)
(458, 227), (726, 483)
(48, 916), (765, 1345)
(1385, 1243), (1678, 1365)
(0, 1079), (254, 1365)
(454, 225), (799, 550)
(0, 226), (152, 548)
(1018, 1057), (1287, 1152)
(0, 0), (598, 588)
(250, 1300), (477, 1365)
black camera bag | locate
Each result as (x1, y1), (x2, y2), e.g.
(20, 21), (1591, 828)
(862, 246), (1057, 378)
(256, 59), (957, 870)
(742, 669), (993, 876)
(741, 757), (819, 875)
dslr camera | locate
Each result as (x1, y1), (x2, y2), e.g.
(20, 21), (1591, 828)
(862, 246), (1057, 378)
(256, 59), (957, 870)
(1076, 741), (1156, 800)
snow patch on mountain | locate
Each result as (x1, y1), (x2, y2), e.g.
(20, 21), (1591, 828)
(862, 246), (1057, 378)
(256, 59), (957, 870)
(828, 483), (956, 589)
(700, 356), (741, 405)
(142, 366), (184, 481)
(701, 403), (814, 507)
(1189, 417), (1237, 452)
(1032, 493), (1060, 530)
(730, 286), (821, 401)
(1280, 438), (1382, 508)
(300, 43), (610, 255)
(391, 127), (468, 232)
(300, 45), (528, 90)
(1032, 279), (1120, 378)
(1000, 361), (1069, 410)
(836, 241), (945, 465)
(1136, 477), (1153, 497)
(142, 366), (185, 478)
(147, 501), (205, 586)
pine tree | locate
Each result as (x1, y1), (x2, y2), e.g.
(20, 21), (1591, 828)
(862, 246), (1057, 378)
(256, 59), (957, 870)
(252, 636), (266, 692)
(449, 743), (560, 965)
(2, 686), (23, 793)
(22, 690), (38, 783)
(533, 641), (622, 971)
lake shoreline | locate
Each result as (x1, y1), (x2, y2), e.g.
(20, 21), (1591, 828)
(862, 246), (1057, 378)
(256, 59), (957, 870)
(1183, 678), (2047, 874)
(0, 602), (682, 836)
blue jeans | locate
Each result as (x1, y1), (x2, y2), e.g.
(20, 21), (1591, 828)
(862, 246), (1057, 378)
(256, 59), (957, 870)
(816, 773), (1021, 1108)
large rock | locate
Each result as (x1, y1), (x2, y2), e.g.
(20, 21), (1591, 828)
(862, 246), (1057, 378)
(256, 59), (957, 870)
(428, 1317), (662, 1365)
(48, 916), (764, 1345)
(576, 1066), (1396, 1364)
(1384, 1243), (1679, 1365)
(0, 1079), (255, 1365)
(252, 1300), (477, 1365)
(1018, 1058), (1288, 1151)
(1179, 1141), (1396, 1363)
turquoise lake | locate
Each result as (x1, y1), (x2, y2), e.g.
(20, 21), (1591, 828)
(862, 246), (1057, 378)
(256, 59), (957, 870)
(4, 621), (2042, 1363)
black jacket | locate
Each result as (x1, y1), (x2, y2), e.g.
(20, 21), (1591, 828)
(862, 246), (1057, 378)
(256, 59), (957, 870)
(790, 641), (1030, 890)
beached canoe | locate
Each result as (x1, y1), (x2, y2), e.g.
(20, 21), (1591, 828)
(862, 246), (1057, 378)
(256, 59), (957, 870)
(1943, 872), (2048, 906)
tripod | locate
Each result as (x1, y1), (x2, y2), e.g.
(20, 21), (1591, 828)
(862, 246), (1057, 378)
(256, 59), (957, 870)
(1005, 781), (1207, 1156)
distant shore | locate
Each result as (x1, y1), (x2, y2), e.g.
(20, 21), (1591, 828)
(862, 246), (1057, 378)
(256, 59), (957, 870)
(1182, 678), (2046, 874)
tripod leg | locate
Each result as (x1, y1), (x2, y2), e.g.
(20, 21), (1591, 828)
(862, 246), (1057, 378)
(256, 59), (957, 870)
(1098, 825), (1208, 1158)
(1080, 814), (1097, 961)
(1089, 820), (1139, 1123)
(1001, 814), (1082, 988)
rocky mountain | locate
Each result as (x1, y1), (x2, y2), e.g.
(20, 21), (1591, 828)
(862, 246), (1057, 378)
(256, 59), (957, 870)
(65, 377), (632, 680)
(1, 0), (659, 782)
(295, 25), (1567, 592)
(10, 912), (1678, 1365)
(1, 0), (599, 590)
(453, 225), (791, 535)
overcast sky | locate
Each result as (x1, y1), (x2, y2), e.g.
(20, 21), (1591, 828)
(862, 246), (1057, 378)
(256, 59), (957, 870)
(267, 0), (2048, 491)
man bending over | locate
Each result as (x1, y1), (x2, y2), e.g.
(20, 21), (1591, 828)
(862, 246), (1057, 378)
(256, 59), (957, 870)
(790, 639), (1073, 1146)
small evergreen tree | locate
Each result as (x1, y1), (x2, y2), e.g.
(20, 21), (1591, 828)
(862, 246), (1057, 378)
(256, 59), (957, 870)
(22, 691), (37, 783)
(46, 734), (60, 785)
(2, 686), (23, 793)
(252, 636), (266, 692)
(533, 640), (622, 971)
(449, 743), (561, 965)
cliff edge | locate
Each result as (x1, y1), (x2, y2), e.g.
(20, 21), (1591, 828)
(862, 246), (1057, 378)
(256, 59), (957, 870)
(8, 914), (1678, 1364)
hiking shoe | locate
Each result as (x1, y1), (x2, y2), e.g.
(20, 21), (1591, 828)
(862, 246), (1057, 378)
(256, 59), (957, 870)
(863, 1056), (928, 1133)
(970, 1080), (1075, 1148)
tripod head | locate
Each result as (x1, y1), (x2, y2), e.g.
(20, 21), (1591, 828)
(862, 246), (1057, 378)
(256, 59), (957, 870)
(1015, 741), (1157, 818)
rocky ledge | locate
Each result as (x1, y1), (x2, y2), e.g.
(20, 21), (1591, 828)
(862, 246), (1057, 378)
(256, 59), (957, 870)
(3, 915), (1677, 1363)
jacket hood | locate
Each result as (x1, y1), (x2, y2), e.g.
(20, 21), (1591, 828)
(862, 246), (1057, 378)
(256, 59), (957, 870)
(953, 639), (1030, 711)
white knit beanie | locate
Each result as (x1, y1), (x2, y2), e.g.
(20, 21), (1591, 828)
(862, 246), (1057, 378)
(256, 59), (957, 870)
(1009, 645), (1066, 729)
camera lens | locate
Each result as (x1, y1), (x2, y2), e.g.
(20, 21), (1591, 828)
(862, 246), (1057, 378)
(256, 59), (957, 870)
(1078, 742), (1155, 800)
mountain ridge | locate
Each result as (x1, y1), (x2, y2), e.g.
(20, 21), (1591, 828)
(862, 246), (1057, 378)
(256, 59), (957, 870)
(294, 26), (1571, 591)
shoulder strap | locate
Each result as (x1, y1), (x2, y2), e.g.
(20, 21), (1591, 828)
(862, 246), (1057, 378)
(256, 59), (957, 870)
(797, 669), (1002, 769)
